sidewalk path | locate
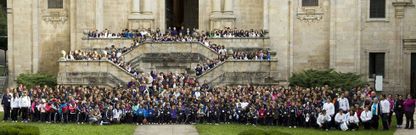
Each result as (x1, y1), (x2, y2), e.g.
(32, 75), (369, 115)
(394, 113), (416, 135)
(134, 125), (199, 135)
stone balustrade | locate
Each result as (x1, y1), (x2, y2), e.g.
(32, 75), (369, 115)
(208, 37), (270, 49)
(58, 60), (135, 87)
(123, 42), (220, 63)
(77, 38), (134, 50)
(197, 60), (278, 85)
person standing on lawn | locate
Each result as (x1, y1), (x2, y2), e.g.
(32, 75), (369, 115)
(1, 89), (12, 121)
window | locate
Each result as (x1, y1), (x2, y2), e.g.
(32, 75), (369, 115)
(48, 0), (63, 9)
(369, 0), (386, 18)
(369, 53), (385, 78)
(302, 0), (319, 7)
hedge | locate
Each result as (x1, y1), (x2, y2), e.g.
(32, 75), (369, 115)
(17, 73), (57, 88)
(0, 125), (40, 135)
(289, 69), (366, 90)
(238, 129), (291, 135)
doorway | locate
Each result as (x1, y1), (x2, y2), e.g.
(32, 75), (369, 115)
(411, 53), (416, 98)
(165, 0), (199, 29)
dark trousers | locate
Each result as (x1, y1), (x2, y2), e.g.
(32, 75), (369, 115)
(348, 123), (359, 130)
(396, 111), (404, 126)
(320, 122), (330, 130)
(20, 107), (28, 121)
(40, 112), (47, 122)
(405, 111), (414, 129)
(381, 113), (389, 130)
(362, 121), (371, 129)
(11, 108), (19, 121)
(371, 115), (379, 129)
(3, 106), (11, 121)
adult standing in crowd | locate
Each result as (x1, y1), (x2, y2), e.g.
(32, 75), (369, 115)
(380, 95), (391, 130)
(403, 94), (415, 129)
(1, 89), (11, 121)
(394, 95), (405, 128)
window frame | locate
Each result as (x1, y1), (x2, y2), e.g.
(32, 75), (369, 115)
(48, 0), (64, 9)
(369, 52), (386, 78)
(302, 0), (319, 7)
(367, 0), (389, 22)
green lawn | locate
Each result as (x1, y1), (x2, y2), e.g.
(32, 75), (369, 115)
(196, 119), (397, 135)
(0, 112), (136, 135)
(0, 112), (398, 135)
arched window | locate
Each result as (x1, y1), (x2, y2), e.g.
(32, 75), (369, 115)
(302, 0), (319, 7)
(48, 0), (63, 9)
(369, 0), (386, 18)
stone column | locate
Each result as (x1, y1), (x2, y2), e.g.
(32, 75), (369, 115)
(96, 0), (104, 31)
(131, 0), (141, 14)
(263, 0), (269, 30)
(224, 0), (234, 14)
(142, 0), (152, 14)
(212, 0), (222, 14)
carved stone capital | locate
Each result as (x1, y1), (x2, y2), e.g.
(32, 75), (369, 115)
(42, 10), (68, 24)
(297, 8), (324, 23)
(392, 1), (414, 18)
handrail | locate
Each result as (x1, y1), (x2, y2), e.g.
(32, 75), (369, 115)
(58, 60), (136, 78)
(121, 41), (221, 58)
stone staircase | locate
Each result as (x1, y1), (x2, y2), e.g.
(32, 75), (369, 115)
(58, 60), (135, 87)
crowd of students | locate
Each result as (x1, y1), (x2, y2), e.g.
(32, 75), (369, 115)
(232, 49), (271, 61)
(1, 83), (414, 131)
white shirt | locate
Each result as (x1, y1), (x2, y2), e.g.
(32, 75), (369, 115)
(317, 113), (332, 127)
(348, 112), (360, 124)
(380, 99), (391, 114)
(113, 109), (123, 119)
(360, 110), (372, 122)
(11, 97), (20, 109)
(323, 102), (335, 116)
(338, 97), (350, 111)
(19, 96), (31, 108)
(334, 113), (346, 123)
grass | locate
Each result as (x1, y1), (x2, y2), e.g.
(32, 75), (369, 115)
(196, 118), (397, 135)
(0, 112), (136, 135)
(0, 112), (398, 135)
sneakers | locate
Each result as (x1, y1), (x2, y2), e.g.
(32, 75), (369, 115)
(289, 126), (292, 128)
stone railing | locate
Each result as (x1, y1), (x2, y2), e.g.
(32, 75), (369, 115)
(197, 60), (278, 85)
(76, 38), (134, 50)
(208, 37), (270, 48)
(58, 60), (135, 87)
(123, 42), (220, 64)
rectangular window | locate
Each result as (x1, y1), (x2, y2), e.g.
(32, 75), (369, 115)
(48, 0), (63, 9)
(369, 53), (385, 78)
(369, 0), (386, 18)
(302, 0), (319, 7)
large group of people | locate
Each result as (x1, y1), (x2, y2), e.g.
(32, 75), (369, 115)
(232, 49), (271, 61)
(1, 82), (415, 131)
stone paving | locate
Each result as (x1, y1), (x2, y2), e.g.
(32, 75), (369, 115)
(134, 125), (199, 135)
(394, 113), (416, 135)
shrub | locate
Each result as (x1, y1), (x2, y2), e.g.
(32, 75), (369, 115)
(17, 73), (57, 88)
(289, 69), (366, 90)
(0, 125), (40, 135)
(238, 129), (291, 135)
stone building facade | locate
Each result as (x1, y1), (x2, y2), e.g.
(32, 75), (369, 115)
(6, 0), (416, 95)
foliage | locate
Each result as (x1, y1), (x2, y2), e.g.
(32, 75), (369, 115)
(0, 125), (40, 135)
(289, 69), (366, 90)
(239, 129), (291, 135)
(17, 73), (57, 88)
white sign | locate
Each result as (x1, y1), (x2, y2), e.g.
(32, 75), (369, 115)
(375, 75), (383, 91)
